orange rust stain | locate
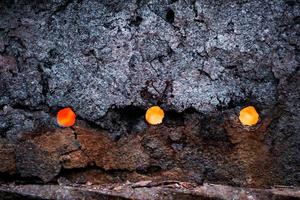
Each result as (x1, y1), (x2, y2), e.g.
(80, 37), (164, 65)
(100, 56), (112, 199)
(239, 106), (259, 126)
(145, 106), (165, 125)
(57, 107), (76, 127)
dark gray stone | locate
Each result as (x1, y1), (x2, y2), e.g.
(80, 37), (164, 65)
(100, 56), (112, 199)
(1, 0), (297, 121)
(0, 0), (299, 189)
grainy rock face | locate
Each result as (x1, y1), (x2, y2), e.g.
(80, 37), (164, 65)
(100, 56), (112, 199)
(0, 0), (299, 195)
(2, 0), (298, 121)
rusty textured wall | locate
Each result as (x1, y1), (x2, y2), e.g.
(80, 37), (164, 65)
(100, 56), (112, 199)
(0, 0), (299, 195)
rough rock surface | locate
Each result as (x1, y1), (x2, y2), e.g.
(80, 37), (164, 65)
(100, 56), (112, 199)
(0, 0), (299, 197)
(0, 138), (15, 174)
(1, 0), (298, 121)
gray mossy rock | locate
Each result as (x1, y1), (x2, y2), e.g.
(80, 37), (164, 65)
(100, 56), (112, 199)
(1, 0), (297, 122)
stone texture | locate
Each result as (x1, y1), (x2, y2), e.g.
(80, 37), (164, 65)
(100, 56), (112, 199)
(0, 0), (299, 193)
(103, 136), (150, 171)
(0, 0), (298, 136)
(265, 70), (300, 186)
(0, 138), (15, 174)
(16, 129), (80, 182)
(225, 117), (280, 187)
(0, 55), (16, 73)
(1, 0), (298, 122)
(0, 107), (55, 142)
(60, 150), (89, 169)
(0, 113), (295, 189)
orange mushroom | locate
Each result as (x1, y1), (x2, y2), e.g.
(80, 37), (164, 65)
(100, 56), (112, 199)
(145, 106), (165, 125)
(57, 107), (76, 127)
(239, 106), (259, 126)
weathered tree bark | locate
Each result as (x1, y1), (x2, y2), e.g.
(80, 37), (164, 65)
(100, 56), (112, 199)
(0, 0), (299, 199)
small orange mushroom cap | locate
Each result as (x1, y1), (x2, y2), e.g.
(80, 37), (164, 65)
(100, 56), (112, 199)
(239, 106), (259, 126)
(145, 106), (165, 125)
(57, 107), (76, 127)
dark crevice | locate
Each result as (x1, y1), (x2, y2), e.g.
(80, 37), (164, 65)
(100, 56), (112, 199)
(10, 103), (38, 112)
(75, 115), (105, 130)
(293, 16), (300, 24)
(118, 106), (145, 120)
(136, 165), (162, 175)
(48, 48), (59, 59)
(0, 172), (44, 185)
(129, 16), (143, 27)
(96, 106), (146, 140)
(70, 126), (77, 139)
(76, 105), (202, 141)
(37, 64), (50, 102)
(164, 110), (185, 126)
(198, 69), (213, 81)
(285, 0), (297, 7)
(226, 21), (234, 33)
(225, 65), (237, 70)
(169, 0), (178, 4)
(191, 0), (198, 18)
(58, 165), (138, 182)
(216, 96), (251, 111)
(82, 48), (103, 63)
(166, 8), (175, 24)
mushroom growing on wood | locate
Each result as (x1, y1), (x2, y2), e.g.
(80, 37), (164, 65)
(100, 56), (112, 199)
(239, 106), (259, 126)
(57, 107), (76, 127)
(145, 106), (165, 125)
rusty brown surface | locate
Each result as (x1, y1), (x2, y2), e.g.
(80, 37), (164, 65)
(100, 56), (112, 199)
(0, 120), (286, 188)
(224, 117), (281, 187)
(0, 138), (15, 174)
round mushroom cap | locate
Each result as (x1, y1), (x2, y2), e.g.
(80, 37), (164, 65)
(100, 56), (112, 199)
(239, 106), (259, 126)
(145, 106), (165, 125)
(57, 107), (76, 127)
